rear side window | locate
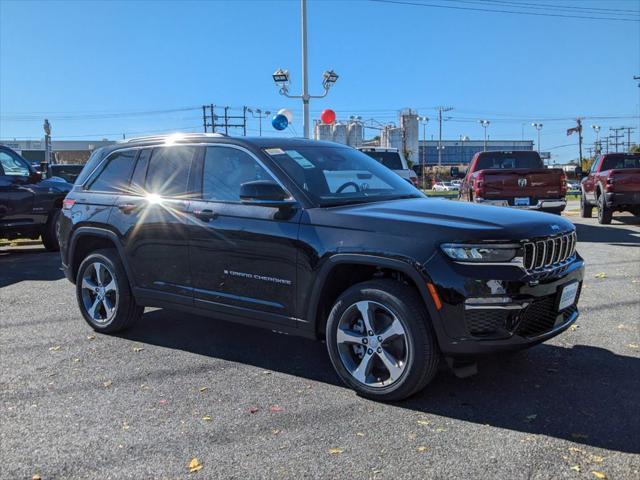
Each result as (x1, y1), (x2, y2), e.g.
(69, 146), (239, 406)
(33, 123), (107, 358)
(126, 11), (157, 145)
(130, 148), (151, 193)
(601, 154), (640, 171)
(362, 151), (404, 170)
(87, 150), (136, 192)
(76, 147), (108, 185)
(0, 150), (30, 176)
(145, 146), (195, 197)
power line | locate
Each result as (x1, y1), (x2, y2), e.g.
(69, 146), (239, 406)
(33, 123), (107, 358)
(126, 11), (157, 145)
(368, 0), (640, 22)
(1, 107), (201, 121)
(449, 0), (640, 16)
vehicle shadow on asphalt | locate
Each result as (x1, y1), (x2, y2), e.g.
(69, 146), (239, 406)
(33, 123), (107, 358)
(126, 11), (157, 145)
(123, 309), (640, 454)
(0, 247), (64, 288)
(575, 221), (640, 244)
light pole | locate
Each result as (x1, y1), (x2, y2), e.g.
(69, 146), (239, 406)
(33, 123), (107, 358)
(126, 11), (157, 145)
(479, 120), (490, 151)
(247, 108), (271, 136)
(531, 123), (543, 152)
(418, 116), (429, 189)
(272, 0), (338, 139)
(459, 135), (469, 164)
(591, 124), (601, 154)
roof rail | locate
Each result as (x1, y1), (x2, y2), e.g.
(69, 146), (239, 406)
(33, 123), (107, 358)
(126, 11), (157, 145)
(119, 132), (227, 144)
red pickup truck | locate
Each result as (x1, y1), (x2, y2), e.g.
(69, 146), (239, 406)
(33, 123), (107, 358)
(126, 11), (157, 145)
(580, 153), (640, 224)
(459, 151), (567, 214)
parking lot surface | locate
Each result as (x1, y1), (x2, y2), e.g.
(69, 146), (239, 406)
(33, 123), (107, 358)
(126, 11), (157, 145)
(1, 214), (639, 479)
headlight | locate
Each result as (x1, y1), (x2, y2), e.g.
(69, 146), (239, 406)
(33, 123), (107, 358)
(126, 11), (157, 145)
(441, 243), (519, 263)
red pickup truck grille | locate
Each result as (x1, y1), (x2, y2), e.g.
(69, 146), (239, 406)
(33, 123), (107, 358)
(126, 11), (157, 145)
(523, 231), (576, 271)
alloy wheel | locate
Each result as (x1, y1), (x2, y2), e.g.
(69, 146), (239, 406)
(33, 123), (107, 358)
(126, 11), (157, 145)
(336, 300), (409, 388)
(81, 261), (118, 324)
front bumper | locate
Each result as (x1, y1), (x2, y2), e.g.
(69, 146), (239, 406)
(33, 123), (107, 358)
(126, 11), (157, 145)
(605, 191), (640, 208)
(424, 252), (584, 357)
(476, 197), (566, 211)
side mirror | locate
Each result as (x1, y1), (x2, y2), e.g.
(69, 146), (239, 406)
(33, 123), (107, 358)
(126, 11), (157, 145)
(239, 180), (296, 208)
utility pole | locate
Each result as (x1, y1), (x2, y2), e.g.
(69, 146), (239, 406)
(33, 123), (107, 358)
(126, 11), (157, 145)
(247, 108), (271, 136)
(479, 119), (490, 152)
(610, 127), (624, 152)
(634, 76), (640, 144)
(418, 116), (429, 189)
(577, 118), (583, 165)
(202, 106), (208, 133)
(623, 126), (636, 152)
(436, 107), (453, 166)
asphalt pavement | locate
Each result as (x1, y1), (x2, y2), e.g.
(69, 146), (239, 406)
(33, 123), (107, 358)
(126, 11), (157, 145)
(1, 212), (639, 479)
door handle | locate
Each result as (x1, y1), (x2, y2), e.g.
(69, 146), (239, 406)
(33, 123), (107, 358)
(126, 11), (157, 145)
(117, 203), (138, 214)
(193, 209), (218, 222)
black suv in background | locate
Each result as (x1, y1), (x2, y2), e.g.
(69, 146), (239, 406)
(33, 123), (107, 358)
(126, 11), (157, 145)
(0, 145), (71, 250)
(59, 134), (584, 401)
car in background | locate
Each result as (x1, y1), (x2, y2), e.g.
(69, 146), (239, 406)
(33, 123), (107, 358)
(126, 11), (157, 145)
(450, 179), (462, 188)
(459, 150), (567, 214)
(580, 153), (640, 224)
(47, 164), (84, 184)
(358, 147), (419, 187)
(0, 145), (71, 250)
(432, 181), (458, 192)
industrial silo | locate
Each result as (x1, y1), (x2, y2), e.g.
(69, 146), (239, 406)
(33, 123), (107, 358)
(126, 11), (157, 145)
(400, 109), (419, 165)
(387, 127), (403, 151)
(315, 122), (333, 142)
(332, 122), (348, 145)
(347, 121), (363, 147)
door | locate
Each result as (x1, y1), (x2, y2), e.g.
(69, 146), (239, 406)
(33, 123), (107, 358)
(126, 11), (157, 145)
(188, 145), (301, 326)
(0, 148), (36, 229)
(582, 155), (601, 202)
(109, 146), (196, 305)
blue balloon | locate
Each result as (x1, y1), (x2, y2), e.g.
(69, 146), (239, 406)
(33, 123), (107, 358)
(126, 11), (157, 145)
(271, 113), (288, 131)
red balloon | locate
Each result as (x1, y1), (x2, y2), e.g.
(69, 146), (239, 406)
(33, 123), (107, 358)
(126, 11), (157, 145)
(320, 109), (336, 124)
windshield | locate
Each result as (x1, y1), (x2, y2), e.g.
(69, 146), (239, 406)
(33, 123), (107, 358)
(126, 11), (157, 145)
(264, 145), (422, 206)
(601, 154), (640, 171)
(476, 151), (543, 170)
(360, 150), (404, 170)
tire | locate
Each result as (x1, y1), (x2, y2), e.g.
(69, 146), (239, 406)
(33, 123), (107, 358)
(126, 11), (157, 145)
(75, 248), (143, 333)
(597, 192), (612, 224)
(42, 209), (61, 251)
(580, 192), (592, 218)
(325, 279), (439, 401)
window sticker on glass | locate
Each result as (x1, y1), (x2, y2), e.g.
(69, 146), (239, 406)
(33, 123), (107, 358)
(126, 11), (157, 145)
(285, 150), (315, 169)
(264, 148), (285, 156)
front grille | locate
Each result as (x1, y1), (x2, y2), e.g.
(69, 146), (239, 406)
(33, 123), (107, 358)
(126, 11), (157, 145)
(523, 231), (576, 272)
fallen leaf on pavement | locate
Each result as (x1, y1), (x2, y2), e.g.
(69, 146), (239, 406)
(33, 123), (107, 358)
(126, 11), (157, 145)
(270, 405), (283, 413)
(159, 399), (167, 406)
(329, 448), (344, 455)
(356, 432), (365, 437)
(594, 272), (606, 279)
(591, 471), (606, 479)
(627, 344), (639, 350)
(569, 325), (579, 331)
(32, 475), (41, 480)
(435, 428), (447, 432)
(188, 458), (203, 473)
(272, 429), (280, 435)
(570, 465), (580, 473)
(133, 347), (144, 352)
(199, 387), (209, 392)
(249, 407), (259, 414)
(416, 446), (428, 452)
(49, 346), (61, 352)
(87, 335), (96, 340)
(103, 380), (112, 388)
(589, 455), (605, 464)
(202, 416), (212, 421)
(73, 358), (80, 362)
(569, 447), (585, 454)
(417, 420), (430, 426)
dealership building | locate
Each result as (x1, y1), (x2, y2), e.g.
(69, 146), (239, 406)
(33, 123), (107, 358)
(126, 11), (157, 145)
(418, 140), (534, 165)
(0, 139), (116, 164)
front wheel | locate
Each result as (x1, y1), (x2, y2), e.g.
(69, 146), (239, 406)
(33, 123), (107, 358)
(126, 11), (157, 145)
(597, 193), (612, 224)
(76, 249), (143, 333)
(325, 279), (439, 401)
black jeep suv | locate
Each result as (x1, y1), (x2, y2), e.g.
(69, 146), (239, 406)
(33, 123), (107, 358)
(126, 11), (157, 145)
(1, 145), (71, 250)
(59, 134), (584, 401)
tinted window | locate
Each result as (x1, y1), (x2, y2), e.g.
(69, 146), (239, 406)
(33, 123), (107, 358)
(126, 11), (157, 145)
(50, 165), (83, 183)
(131, 148), (151, 192)
(202, 147), (272, 202)
(0, 150), (30, 176)
(76, 147), (108, 185)
(601, 154), (640, 171)
(87, 150), (136, 192)
(264, 145), (420, 206)
(475, 151), (543, 170)
(362, 151), (404, 170)
(145, 146), (195, 197)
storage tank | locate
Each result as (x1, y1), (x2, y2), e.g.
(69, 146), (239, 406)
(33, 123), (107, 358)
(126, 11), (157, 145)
(400, 109), (419, 164)
(347, 121), (363, 147)
(332, 122), (348, 145)
(386, 127), (403, 151)
(315, 122), (333, 141)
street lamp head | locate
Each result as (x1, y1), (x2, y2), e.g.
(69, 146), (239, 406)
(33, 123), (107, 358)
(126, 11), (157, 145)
(272, 68), (290, 86)
(591, 124), (600, 131)
(322, 69), (339, 89)
(479, 119), (490, 127)
(419, 116), (429, 122)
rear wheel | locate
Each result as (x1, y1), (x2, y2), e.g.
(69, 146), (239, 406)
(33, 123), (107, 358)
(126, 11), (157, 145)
(76, 249), (143, 333)
(597, 192), (612, 224)
(42, 209), (61, 251)
(580, 192), (592, 218)
(326, 279), (439, 401)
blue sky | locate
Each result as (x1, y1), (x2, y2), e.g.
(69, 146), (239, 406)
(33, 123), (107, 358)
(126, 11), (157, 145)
(1, 0), (638, 163)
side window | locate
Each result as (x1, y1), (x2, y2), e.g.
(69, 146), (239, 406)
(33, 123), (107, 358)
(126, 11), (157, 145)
(145, 146), (195, 197)
(590, 156), (600, 173)
(86, 150), (136, 192)
(0, 151), (30, 176)
(130, 148), (151, 193)
(202, 147), (272, 202)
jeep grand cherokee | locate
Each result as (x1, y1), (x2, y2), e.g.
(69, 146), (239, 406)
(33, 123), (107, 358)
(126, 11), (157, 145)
(59, 133), (584, 401)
